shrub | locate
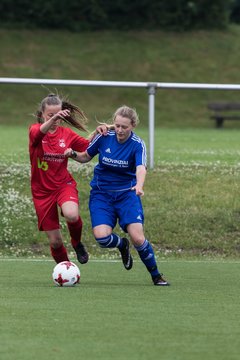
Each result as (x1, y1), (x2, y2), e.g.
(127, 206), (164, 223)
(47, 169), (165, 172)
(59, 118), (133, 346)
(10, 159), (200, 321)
(0, 0), (233, 31)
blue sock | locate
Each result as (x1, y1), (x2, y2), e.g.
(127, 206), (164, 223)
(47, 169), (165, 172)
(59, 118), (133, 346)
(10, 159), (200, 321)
(135, 239), (160, 277)
(95, 233), (121, 248)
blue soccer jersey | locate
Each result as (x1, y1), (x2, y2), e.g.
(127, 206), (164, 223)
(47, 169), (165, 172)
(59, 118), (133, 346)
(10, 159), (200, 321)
(87, 130), (147, 191)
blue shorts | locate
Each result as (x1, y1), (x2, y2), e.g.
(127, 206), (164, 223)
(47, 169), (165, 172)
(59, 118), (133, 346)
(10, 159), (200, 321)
(89, 188), (144, 232)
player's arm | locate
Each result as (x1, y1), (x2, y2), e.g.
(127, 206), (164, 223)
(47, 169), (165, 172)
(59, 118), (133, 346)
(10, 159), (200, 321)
(64, 148), (92, 163)
(40, 109), (70, 134)
(132, 165), (147, 196)
(88, 123), (115, 141)
(66, 132), (101, 162)
(29, 124), (45, 147)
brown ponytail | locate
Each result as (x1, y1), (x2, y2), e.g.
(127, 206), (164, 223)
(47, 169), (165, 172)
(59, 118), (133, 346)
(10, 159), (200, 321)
(35, 93), (88, 132)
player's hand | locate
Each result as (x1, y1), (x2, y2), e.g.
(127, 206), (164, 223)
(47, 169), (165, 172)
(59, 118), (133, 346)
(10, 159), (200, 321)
(96, 124), (109, 135)
(64, 148), (73, 158)
(131, 186), (144, 196)
(52, 109), (70, 121)
(88, 124), (109, 142)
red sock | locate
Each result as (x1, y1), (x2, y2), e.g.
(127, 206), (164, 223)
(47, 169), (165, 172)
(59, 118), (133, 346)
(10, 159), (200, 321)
(67, 216), (83, 249)
(50, 244), (69, 263)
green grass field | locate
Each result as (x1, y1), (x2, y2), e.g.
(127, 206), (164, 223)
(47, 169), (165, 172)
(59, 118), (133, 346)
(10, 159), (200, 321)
(1, 25), (240, 360)
(1, 125), (240, 258)
(0, 258), (239, 360)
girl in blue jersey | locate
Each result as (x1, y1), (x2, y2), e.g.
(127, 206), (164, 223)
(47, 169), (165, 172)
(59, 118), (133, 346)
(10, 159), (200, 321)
(65, 106), (169, 286)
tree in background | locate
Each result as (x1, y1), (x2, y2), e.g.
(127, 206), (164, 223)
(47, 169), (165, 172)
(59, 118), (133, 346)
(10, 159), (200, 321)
(230, 0), (240, 23)
(0, 0), (235, 31)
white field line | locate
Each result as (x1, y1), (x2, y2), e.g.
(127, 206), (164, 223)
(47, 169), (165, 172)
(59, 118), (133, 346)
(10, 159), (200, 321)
(0, 257), (239, 264)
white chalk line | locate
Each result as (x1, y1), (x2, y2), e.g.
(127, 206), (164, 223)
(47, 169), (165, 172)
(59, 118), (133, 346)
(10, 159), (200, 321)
(0, 257), (239, 264)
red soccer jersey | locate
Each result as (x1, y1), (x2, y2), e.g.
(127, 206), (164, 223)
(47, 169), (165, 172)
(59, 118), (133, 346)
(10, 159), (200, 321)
(29, 123), (89, 197)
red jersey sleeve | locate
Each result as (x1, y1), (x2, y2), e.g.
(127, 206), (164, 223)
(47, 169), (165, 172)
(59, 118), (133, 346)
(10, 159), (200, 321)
(29, 123), (46, 147)
(67, 129), (90, 152)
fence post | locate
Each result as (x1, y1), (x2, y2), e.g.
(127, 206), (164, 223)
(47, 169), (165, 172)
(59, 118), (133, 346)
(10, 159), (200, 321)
(147, 83), (157, 169)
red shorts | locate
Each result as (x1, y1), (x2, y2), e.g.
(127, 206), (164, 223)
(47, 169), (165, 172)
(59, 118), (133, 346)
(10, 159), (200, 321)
(33, 184), (79, 231)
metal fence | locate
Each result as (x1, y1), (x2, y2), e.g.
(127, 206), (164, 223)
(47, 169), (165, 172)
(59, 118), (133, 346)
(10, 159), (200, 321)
(1, 77), (240, 168)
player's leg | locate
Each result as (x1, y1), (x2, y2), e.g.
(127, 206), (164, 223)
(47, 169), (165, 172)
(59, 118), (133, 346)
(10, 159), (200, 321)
(46, 229), (69, 263)
(117, 191), (169, 285)
(92, 224), (133, 270)
(89, 189), (132, 270)
(93, 223), (123, 249)
(58, 181), (89, 264)
(32, 195), (70, 263)
(93, 224), (120, 247)
(127, 223), (169, 286)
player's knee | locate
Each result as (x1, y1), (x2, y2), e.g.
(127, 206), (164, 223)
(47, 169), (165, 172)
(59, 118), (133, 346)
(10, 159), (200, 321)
(131, 236), (145, 247)
(95, 235), (113, 248)
(64, 212), (79, 223)
(50, 238), (63, 249)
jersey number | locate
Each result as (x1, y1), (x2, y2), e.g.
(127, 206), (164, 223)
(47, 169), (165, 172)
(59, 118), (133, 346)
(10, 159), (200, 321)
(37, 158), (48, 171)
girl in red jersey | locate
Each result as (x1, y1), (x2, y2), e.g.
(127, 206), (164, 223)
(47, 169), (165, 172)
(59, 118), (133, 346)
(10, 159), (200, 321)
(29, 93), (106, 264)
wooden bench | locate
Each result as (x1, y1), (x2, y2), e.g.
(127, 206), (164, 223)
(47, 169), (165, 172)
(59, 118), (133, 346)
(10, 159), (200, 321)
(207, 102), (240, 128)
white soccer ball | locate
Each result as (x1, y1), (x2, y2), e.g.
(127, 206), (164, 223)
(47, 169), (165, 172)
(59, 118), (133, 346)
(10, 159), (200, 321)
(52, 261), (80, 287)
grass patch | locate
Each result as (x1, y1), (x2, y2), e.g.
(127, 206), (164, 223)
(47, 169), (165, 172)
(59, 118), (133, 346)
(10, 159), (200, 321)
(0, 259), (239, 360)
(0, 125), (240, 258)
(1, 27), (240, 128)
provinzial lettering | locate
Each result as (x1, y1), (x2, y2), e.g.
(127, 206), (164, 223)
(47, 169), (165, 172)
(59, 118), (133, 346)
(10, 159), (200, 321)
(102, 156), (128, 166)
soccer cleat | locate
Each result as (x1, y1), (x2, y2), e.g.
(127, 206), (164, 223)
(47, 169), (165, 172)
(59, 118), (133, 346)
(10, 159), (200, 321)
(152, 274), (170, 286)
(74, 242), (89, 264)
(119, 238), (133, 270)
